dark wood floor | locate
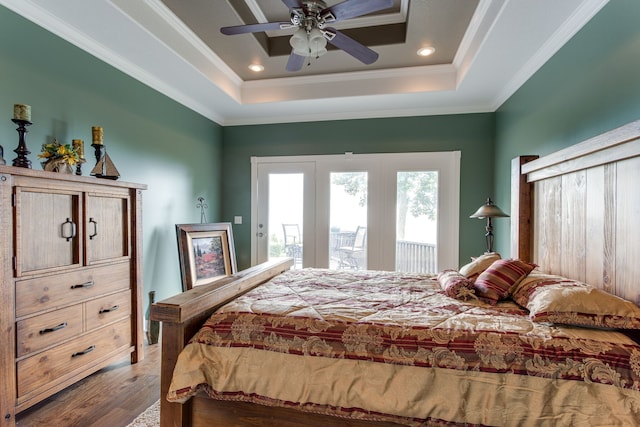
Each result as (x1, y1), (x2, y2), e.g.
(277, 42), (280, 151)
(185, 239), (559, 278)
(16, 343), (160, 427)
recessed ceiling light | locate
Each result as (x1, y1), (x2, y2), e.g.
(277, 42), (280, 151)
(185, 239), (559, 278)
(417, 46), (435, 57)
(248, 64), (264, 72)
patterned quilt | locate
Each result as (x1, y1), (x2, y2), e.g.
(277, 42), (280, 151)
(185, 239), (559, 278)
(168, 268), (640, 426)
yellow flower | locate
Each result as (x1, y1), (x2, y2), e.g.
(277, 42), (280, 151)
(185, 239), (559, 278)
(39, 139), (80, 165)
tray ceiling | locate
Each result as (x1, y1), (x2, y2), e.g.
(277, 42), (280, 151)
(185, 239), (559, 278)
(0, 0), (608, 125)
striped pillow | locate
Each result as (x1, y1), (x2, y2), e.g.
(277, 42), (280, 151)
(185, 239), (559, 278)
(473, 259), (536, 304)
(437, 270), (477, 301)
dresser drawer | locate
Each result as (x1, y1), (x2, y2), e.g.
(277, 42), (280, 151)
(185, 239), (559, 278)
(85, 290), (131, 331)
(16, 304), (83, 358)
(17, 317), (132, 397)
(16, 262), (131, 318)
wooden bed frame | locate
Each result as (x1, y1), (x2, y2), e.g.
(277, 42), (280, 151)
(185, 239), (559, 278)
(151, 119), (640, 427)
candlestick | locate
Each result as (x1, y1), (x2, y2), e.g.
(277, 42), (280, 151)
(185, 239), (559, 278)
(91, 142), (103, 164)
(92, 126), (103, 145)
(73, 139), (85, 175)
(72, 139), (85, 159)
(11, 118), (32, 168)
(13, 104), (31, 122)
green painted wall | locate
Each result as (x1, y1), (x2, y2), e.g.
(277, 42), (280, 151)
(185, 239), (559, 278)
(493, 0), (640, 254)
(222, 114), (496, 269)
(0, 6), (223, 309)
(3, 0), (636, 308)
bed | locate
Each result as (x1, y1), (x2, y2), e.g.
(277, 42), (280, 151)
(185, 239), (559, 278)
(151, 118), (640, 426)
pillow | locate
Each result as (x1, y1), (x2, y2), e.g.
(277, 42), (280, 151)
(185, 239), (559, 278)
(511, 274), (640, 329)
(437, 270), (477, 301)
(473, 258), (536, 305)
(459, 252), (501, 281)
(510, 271), (565, 308)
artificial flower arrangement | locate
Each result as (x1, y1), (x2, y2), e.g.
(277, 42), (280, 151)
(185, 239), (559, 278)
(39, 139), (81, 165)
(39, 139), (81, 173)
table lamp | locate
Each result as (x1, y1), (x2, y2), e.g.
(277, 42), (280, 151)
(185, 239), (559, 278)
(470, 197), (509, 253)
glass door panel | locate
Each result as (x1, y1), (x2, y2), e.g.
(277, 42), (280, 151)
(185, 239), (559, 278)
(266, 173), (304, 268)
(396, 171), (438, 273)
(329, 172), (368, 270)
(255, 161), (314, 268)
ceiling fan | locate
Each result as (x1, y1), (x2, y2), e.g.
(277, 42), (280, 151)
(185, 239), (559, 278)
(220, 0), (394, 72)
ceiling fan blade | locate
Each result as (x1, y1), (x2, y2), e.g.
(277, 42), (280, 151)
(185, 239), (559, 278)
(281, 0), (303, 9)
(286, 51), (306, 72)
(324, 28), (379, 65)
(324, 0), (393, 23)
(221, 22), (292, 35)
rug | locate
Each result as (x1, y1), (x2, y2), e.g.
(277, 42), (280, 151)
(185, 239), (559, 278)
(126, 400), (160, 427)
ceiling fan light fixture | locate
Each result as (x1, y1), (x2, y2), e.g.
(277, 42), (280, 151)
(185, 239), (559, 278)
(290, 28), (309, 55)
(417, 46), (436, 57)
(222, 0), (390, 70)
(290, 27), (328, 58)
(308, 28), (327, 57)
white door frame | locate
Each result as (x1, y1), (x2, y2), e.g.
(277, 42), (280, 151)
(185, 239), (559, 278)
(251, 151), (460, 270)
(251, 159), (316, 266)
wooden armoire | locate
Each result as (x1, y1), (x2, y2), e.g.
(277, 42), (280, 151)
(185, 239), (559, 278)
(0, 165), (146, 427)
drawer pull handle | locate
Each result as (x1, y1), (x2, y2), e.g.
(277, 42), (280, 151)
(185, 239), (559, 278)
(71, 281), (95, 289)
(61, 218), (76, 242)
(39, 322), (68, 334)
(99, 305), (120, 314)
(89, 218), (98, 240)
(72, 345), (96, 358)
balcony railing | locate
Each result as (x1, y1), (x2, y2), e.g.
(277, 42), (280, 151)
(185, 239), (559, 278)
(396, 240), (436, 274)
(329, 231), (436, 274)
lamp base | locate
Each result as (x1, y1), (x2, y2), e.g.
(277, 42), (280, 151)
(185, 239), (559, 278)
(484, 217), (495, 253)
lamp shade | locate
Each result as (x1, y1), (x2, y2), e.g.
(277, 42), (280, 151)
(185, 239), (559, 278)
(470, 197), (509, 219)
(308, 28), (327, 57)
(290, 28), (309, 56)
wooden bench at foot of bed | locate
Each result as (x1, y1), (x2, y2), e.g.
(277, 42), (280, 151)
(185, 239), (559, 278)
(150, 258), (294, 427)
(189, 395), (403, 427)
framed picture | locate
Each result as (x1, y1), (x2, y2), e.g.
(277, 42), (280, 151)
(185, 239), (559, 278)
(176, 222), (237, 291)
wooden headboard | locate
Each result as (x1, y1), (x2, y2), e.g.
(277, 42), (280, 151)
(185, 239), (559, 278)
(511, 119), (640, 306)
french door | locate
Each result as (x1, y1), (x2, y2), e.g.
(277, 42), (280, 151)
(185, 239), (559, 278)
(253, 162), (316, 268)
(251, 152), (460, 272)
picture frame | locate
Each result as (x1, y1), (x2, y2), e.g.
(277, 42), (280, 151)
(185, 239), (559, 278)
(176, 222), (237, 291)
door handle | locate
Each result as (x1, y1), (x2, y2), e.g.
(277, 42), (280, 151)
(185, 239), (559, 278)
(89, 218), (98, 240)
(61, 218), (76, 242)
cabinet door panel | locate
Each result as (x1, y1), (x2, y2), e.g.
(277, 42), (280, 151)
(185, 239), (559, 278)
(86, 192), (129, 264)
(15, 188), (81, 275)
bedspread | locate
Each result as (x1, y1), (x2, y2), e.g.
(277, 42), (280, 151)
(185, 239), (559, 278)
(168, 268), (640, 426)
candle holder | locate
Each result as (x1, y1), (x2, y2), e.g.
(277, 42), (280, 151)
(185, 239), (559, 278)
(72, 139), (85, 176)
(75, 159), (86, 176)
(91, 142), (103, 164)
(11, 118), (32, 168)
